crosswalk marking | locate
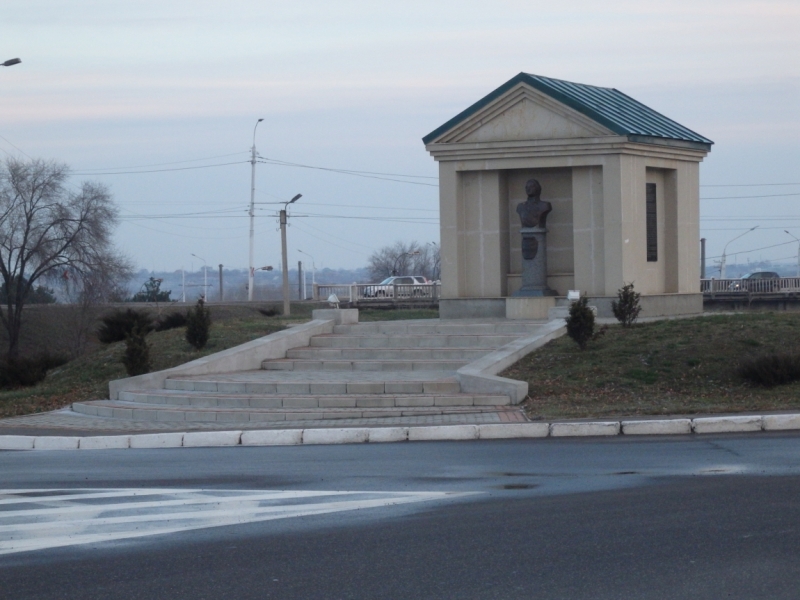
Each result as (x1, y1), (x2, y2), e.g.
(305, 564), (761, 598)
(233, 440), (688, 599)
(0, 488), (470, 556)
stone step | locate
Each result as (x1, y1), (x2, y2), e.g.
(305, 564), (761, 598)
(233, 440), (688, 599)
(333, 322), (545, 335)
(285, 347), (489, 361)
(73, 400), (514, 423)
(164, 377), (462, 395)
(117, 389), (510, 408)
(261, 359), (467, 372)
(309, 334), (519, 349)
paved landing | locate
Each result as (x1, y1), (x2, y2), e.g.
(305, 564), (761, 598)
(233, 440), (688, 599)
(0, 406), (527, 434)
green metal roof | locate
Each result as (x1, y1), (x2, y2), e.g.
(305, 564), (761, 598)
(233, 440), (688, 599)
(422, 73), (713, 149)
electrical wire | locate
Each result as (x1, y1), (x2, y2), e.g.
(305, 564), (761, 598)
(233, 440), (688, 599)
(704, 240), (796, 261)
(75, 152), (249, 172)
(72, 161), (248, 176)
(701, 183), (800, 187)
(258, 158), (438, 187)
(701, 192), (800, 200)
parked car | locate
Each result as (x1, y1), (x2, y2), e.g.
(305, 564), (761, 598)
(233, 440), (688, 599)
(362, 276), (430, 298)
(729, 271), (781, 292)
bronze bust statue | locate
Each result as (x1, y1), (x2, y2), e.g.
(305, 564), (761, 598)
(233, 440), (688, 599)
(516, 179), (552, 228)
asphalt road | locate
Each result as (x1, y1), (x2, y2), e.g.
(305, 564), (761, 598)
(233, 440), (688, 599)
(3, 433), (800, 599)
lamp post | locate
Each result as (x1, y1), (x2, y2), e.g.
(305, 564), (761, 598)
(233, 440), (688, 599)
(191, 253), (208, 300)
(392, 250), (420, 276)
(786, 231), (800, 278)
(2, 58), (21, 67)
(298, 249), (315, 300)
(720, 226), (758, 279)
(248, 118), (264, 302)
(281, 194), (302, 315)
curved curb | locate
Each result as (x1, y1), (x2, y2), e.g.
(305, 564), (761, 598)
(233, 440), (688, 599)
(2, 413), (800, 450)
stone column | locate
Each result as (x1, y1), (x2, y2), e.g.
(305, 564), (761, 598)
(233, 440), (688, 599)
(514, 226), (555, 296)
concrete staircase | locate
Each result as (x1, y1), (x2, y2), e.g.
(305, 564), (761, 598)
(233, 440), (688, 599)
(72, 320), (544, 427)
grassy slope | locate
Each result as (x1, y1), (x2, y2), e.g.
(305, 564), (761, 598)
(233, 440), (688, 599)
(501, 312), (800, 420)
(0, 305), (438, 418)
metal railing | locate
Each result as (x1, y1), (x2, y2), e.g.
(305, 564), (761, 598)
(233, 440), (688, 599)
(313, 282), (440, 303)
(701, 277), (800, 295)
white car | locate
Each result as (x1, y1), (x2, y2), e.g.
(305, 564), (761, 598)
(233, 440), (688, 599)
(363, 276), (430, 298)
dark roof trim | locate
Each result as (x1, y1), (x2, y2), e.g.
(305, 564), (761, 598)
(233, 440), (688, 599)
(422, 73), (713, 147)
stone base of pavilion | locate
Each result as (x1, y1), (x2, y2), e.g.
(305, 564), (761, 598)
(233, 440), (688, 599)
(440, 293), (702, 320)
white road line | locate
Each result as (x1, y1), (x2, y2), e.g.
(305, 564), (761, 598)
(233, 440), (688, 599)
(0, 488), (473, 556)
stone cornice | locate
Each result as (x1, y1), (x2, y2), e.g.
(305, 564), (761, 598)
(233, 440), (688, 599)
(426, 135), (709, 165)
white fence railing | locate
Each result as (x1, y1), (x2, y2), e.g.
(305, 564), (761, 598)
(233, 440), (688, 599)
(701, 277), (800, 294)
(313, 282), (440, 303)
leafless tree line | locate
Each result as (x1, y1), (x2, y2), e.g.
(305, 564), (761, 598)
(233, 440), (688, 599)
(366, 241), (440, 282)
(0, 158), (132, 358)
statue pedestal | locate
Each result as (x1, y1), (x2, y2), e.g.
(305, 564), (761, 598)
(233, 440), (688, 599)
(513, 227), (557, 297)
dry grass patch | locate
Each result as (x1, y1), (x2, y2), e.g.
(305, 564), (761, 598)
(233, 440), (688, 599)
(500, 312), (800, 420)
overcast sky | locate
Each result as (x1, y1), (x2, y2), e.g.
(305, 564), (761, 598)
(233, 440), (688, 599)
(2, 0), (798, 277)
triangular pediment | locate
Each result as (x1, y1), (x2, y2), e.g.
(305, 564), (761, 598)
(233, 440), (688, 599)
(432, 83), (613, 144)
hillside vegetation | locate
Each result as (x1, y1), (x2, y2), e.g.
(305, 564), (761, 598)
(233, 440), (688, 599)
(502, 312), (800, 419)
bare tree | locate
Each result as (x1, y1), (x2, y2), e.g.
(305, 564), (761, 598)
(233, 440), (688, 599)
(61, 257), (133, 357)
(366, 241), (440, 282)
(0, 158), (130, 358)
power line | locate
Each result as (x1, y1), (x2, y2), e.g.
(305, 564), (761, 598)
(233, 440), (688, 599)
(72, 161), (248, 176)
(705, 240), (795, 261)
(255, 202), (438, 212)
(290, 223), (369, 256)
(257, 158), (438, 187)
(701, 182), (800, 187)
(701, 192), (800, 200)
(75, 152), (249, 172)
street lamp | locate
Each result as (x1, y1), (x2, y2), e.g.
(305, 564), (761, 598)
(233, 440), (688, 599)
(248, 118), (264, 302)
(2, 58), (21, 67)
(191, 253), (208, 300)
(298, 249), (316, 300)
(281, 194), (302, 315)
(392, 250), (420, 276)
(786, 231), (800, 278)
(720, 226), (758, 279)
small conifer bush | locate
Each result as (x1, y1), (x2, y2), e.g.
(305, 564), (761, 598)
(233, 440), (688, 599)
(186, 298), (212, 350)
(122, 324), (151, 376)
(612, 282), (642, 327)
(566, 295), (595, 350)
(97, 309), (153, 344)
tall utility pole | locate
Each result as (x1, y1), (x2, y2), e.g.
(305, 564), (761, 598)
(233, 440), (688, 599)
(218, 264), (224, 302)
(248, 118), (264, 302)
(280, 194), (302, 315)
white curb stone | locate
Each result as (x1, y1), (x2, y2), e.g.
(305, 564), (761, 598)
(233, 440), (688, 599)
(302, 428), (369, 445)
(129, 432), (185, 448)
(550, 422), (620, 437)
(79, 436), (130, 450)
(33, 436), (80, 450)
(478, 423), (549, 439)
(621, 419), (692, 435)
(183, 431), (242, 447)
(692, 415), (763, 434)
(367, 427), (408, 443)
(762, 414), (800, 431)
(407, 425), (479, 441)
(241, 429), (303, 446)
(0, 435), (35, 450)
